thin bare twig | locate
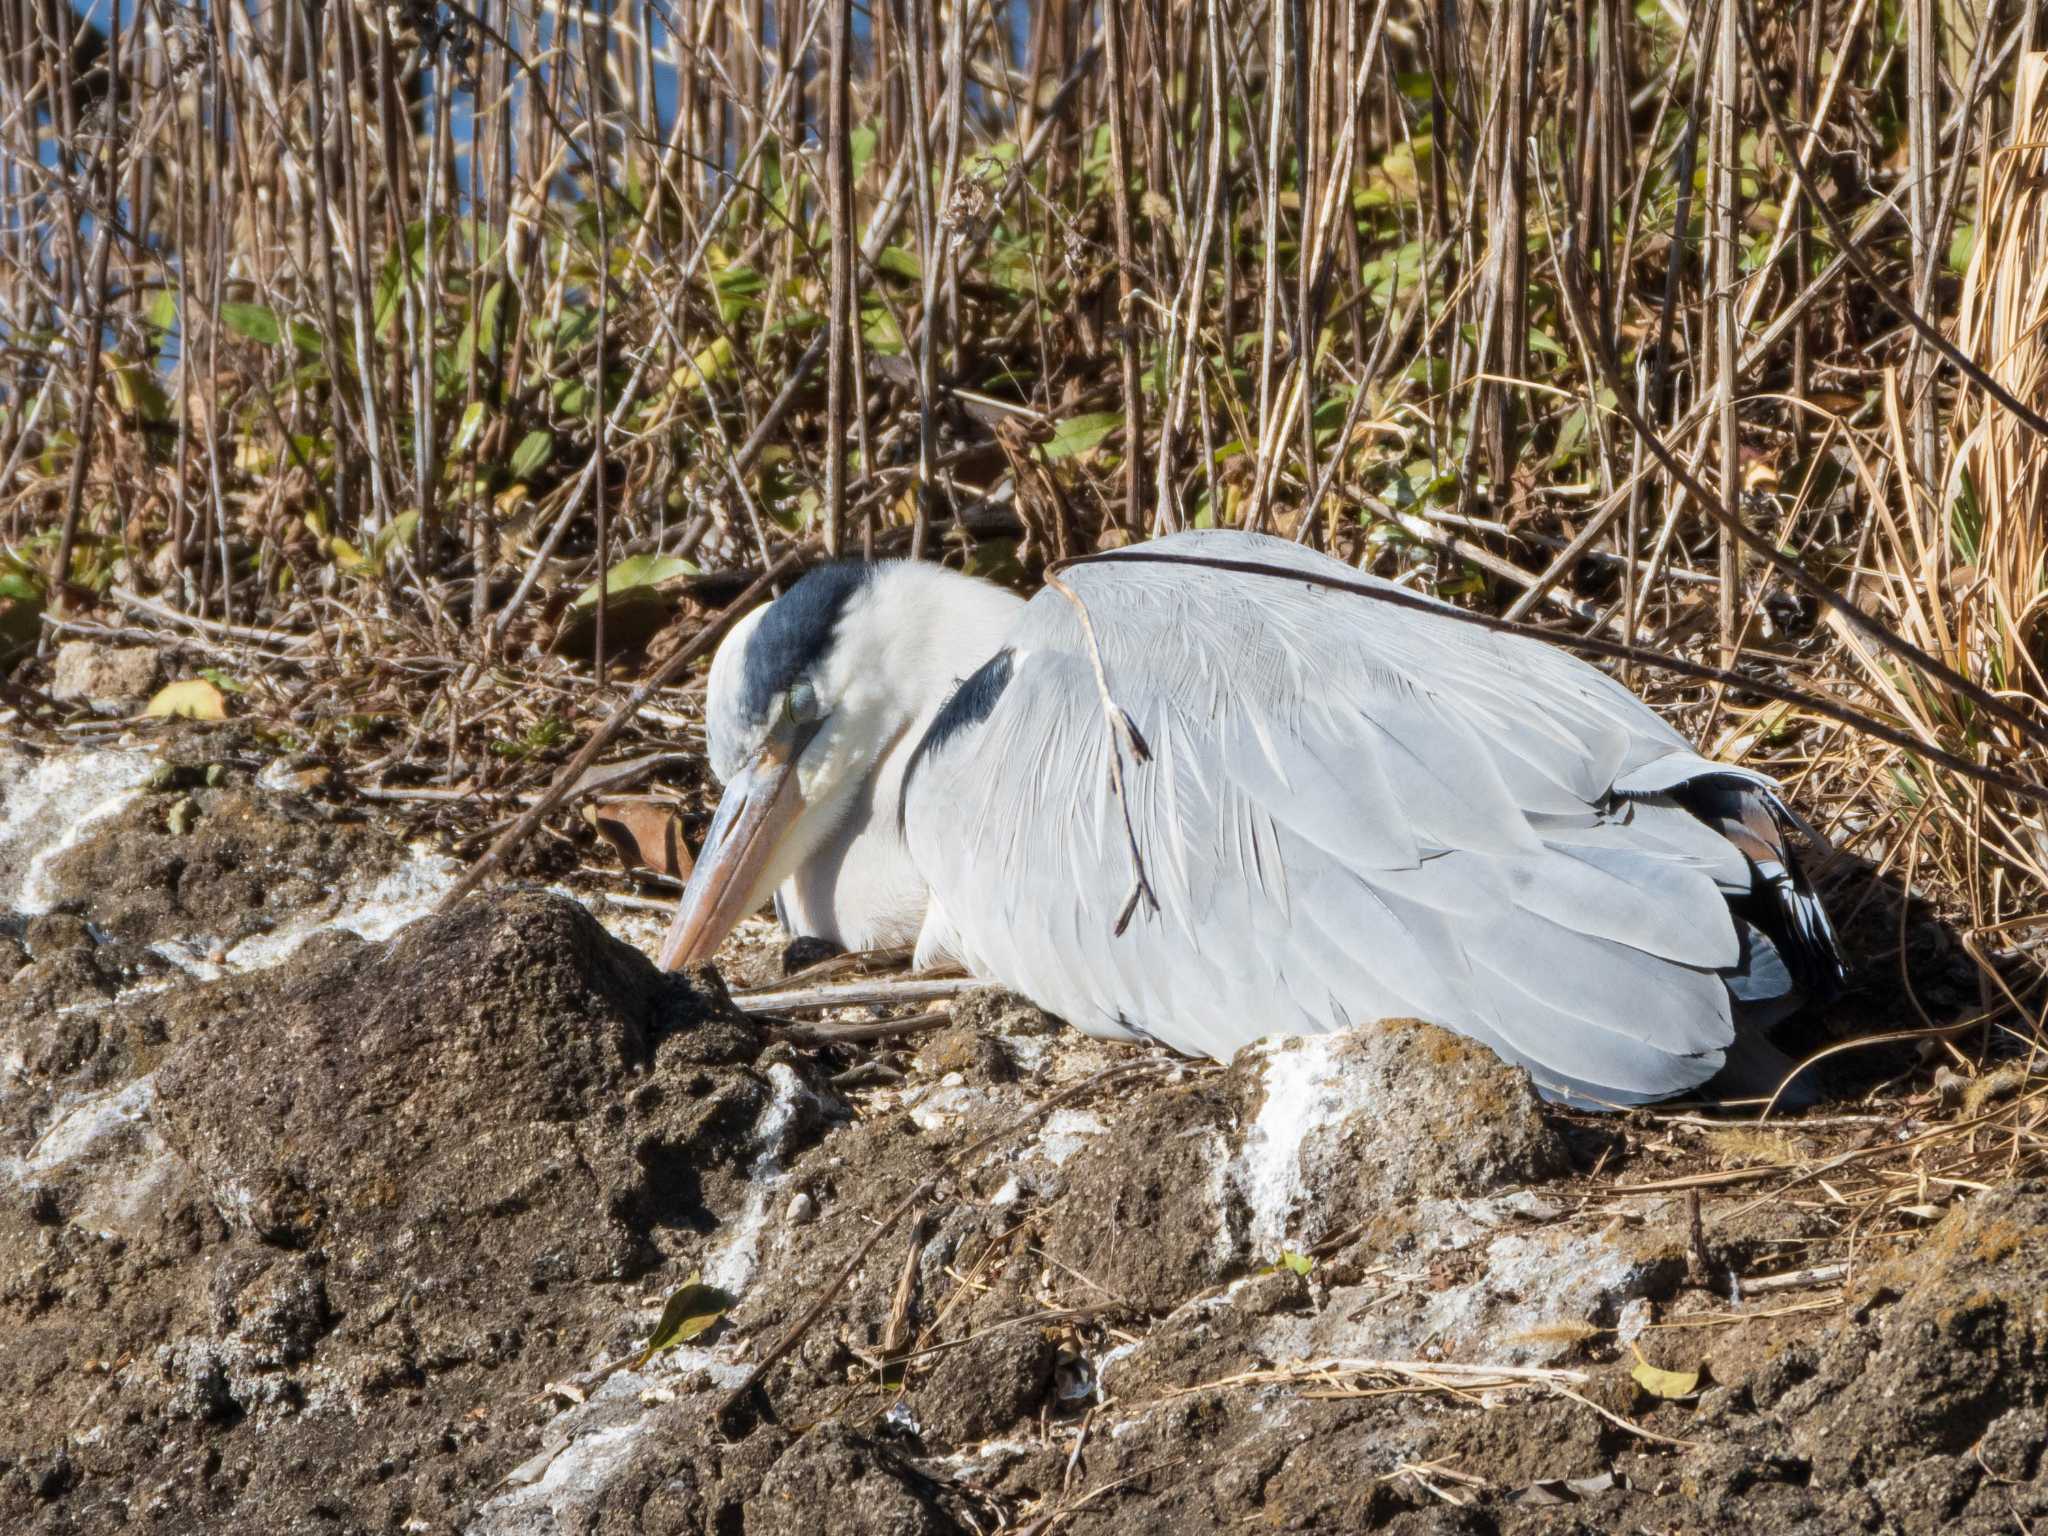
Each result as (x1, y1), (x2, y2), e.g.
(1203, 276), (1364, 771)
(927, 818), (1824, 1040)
(440, 551), (804, 913)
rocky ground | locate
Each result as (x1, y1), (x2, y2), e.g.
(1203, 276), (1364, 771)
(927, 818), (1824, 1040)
(2, 734), (2046, 1534)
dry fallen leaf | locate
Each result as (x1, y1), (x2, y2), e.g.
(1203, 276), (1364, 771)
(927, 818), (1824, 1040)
(586, 798), (692, 881)
(1515, 1472), (1620, 1506)
(1629, 1344), (1700, 1400)
(145, 679), (227, 721)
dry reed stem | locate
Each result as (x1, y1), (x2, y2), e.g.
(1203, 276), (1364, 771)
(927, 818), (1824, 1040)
(5, 0), (2048, 1094)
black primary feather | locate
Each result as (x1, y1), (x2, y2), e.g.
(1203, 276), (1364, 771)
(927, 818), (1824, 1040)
(1673, 775), (1847, 1002)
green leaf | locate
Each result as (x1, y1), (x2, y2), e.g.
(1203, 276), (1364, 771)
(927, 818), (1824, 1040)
(370, 510), (421, 568)
(373, 253), (405, 334)
(711, 264), (766, 298)
(198, 667), (249, 695)
(1042, 411), (1123, 461)
(873, 246), (922, 282)
(860, 301), (905, 354)
(453, 401), (488, 456)
(108, 358), (171, 424)
(509, 430), (554, 480)
(1279, 1250), (1314, 1277)
(573, 553), (699, 610)
(144, 289), (179, 335)
(677, 336), (733, 389)
(551, 304), (598, 351)
(220, 303), (282, 347)
(1948, 223), (1976, 274)
(638, 1274), (732, 1366)
(552, 378), (591, 416)
(478, 279), (510, 359)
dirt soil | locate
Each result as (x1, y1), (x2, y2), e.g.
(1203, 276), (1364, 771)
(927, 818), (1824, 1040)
(40, 785), (401, 949)
(3, 749), (2048, 1534)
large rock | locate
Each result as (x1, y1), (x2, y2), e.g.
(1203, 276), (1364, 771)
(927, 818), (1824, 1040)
(1045, 1020), (1571, 1312)
(154, 891), (775, 1271)
(48, 641), (160, 712)
(0, 890), (837, 1534)
(1792, 1190), (2048, 1488)
(7, 763), (2048, 1536)
(40, 785), (404, 946)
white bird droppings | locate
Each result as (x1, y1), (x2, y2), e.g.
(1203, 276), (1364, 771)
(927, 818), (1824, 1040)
(1228, 1034), (1380, 1256)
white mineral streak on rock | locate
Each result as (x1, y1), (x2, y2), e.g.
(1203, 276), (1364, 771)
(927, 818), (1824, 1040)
(0, 748), (153, 912)
(905, 1074), (962, 1130)
(0, 743), (458, 977)
(223, 845), (461, 970)
(1034, 1107), (1106, 1166)
(474, 1356), (748, 1533)
(22, 1074), (157, 1174)
(0, 1072), (177, 1233)
(1094, 1339), (1142, 1394)
(143, 845), (461, 983)
(1000, 1029), (1056, 1075)
(703, 1063), (819, 1295)
(939, 1437), (1038, 1469)
(1248, 1197), (1660, 1367)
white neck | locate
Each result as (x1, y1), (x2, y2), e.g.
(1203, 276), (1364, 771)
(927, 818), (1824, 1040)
(779, 562), (1025, 948)
(819, 561), (1027, 739)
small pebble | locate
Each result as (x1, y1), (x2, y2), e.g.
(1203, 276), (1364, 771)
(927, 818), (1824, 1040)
(785, 1191), (817, 1226)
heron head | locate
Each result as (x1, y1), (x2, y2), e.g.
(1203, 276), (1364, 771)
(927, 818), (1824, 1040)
(657, 562), (905, 970)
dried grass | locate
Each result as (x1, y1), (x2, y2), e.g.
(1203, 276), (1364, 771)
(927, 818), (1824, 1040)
(3, 5), (2047, 1129)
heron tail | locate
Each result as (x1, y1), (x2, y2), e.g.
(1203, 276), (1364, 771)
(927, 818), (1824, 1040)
(1675, 774), (1848, 1003)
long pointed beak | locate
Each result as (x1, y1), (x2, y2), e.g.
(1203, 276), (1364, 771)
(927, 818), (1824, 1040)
(657, 740), (810, 971)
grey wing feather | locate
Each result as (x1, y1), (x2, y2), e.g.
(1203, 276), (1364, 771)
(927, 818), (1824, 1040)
(906, 530), (1834, 1106)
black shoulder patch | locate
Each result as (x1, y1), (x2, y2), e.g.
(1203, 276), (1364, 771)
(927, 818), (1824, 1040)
(899, 647), (1015, 830)
(741, 562), (877, 720)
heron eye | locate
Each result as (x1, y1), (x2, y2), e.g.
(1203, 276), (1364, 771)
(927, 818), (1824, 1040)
(785, 679), (821, 724)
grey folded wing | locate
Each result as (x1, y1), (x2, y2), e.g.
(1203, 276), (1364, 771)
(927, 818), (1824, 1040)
(904, 531), (1835, 1106)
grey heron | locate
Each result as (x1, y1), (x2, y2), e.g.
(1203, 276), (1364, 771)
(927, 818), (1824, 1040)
(657, 530), (1844, 1107)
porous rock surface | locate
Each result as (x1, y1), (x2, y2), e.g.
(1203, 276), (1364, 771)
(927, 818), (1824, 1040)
(3, 748), (2048, 1533)
(41, 785), (403, 948)
(1, 889), (824, 1533)
(48, 642), (160, 713)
